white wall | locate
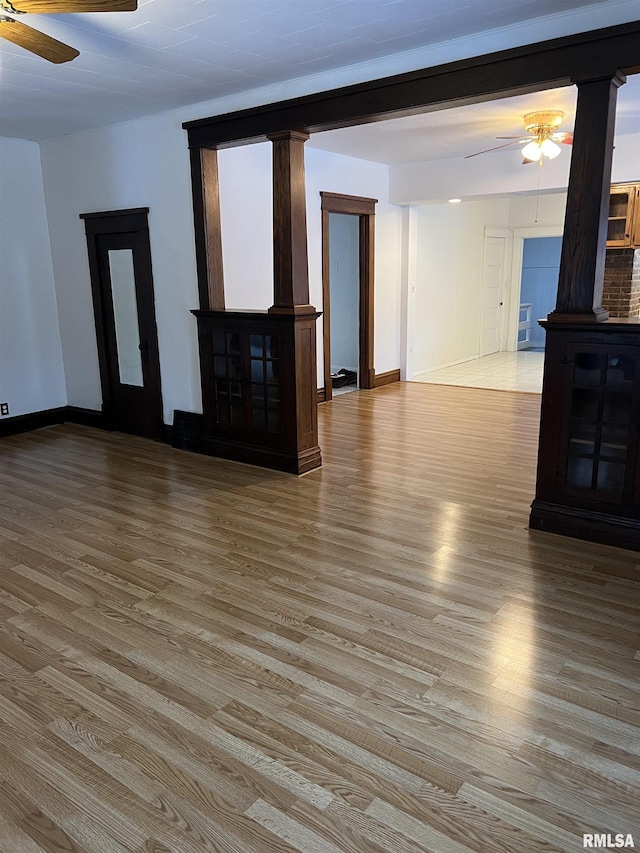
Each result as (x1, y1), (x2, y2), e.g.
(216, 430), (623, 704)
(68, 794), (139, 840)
(390, 131), (640, 206)
(38, 110), (401, 419)
(33, 91), (636, 419)
(218, 143), (273, 311)
(409, 198), (510, 376)
(40, 114), (201, 420)
(329, 213), (360, 373)
(209, 142), (403, 385)
(508, 192), (567, 230)
(305, 147), (402, 382)
(0, 137), (66, 418)
(406, 191), (572, 375)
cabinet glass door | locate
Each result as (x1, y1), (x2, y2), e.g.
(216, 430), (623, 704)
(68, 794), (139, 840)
(563, 347), (638, 503)
(607, 187), (633, 246)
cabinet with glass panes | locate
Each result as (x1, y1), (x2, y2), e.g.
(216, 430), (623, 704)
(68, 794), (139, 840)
(209, 326), (282, 436)
(606, 183), (640, 248)
(563, 348), (637, 503)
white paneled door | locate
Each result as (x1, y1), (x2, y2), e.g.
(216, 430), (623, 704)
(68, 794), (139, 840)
(480, 234), (507, 357)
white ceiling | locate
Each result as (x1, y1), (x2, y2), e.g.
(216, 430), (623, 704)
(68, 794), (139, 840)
(0, 0), (638, 163)
(308, 77), (640, 165)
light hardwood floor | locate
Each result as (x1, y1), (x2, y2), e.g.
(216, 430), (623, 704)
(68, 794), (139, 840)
(0, 382), (638, 853)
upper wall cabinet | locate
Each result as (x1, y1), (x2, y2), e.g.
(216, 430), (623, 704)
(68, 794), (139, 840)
(607, 183), (640, 248)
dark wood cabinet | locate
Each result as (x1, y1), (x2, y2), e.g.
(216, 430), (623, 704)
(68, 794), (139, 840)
(530, 319), (640, 550)
(193, 309), (321, 474)
(606, 183), (639, 248)
(557, 344), (640, 505)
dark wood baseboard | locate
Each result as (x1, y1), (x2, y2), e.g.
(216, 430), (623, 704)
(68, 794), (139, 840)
(317, 387), (326, 403)
(200, 434), (321, 474)
(530, 499), (640, 553)
(0, 406), (108, 438)
(373, 369), (401, 388)
(66, 406), (108, 430)
(0, 407), (68, 438)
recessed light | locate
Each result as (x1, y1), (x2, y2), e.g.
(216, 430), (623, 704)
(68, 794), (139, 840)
(448, 198), (462, 204)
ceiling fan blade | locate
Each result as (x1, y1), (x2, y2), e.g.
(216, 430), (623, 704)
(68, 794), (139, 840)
(553, 132), (574, 144)
(464, 140), (522, 159)
(496, 136), (532, 140)
(0, 16), (78, 62)
(3, 0), (137, 12)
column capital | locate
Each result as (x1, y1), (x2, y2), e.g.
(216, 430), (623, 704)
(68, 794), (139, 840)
(571, 70), (626, 88)
(267, 130), (310, 143)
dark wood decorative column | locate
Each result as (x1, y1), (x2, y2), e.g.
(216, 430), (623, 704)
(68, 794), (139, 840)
(189, 147), (225, 311)
(529, 71), (640, 552)
(548, 73), (624, 323)
(268, 131), (314, 313)
(265, 129), (321, 473)
(189, 131), (321, 475)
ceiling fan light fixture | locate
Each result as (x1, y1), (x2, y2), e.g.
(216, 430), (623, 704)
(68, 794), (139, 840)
(521, 140), (542, 162)
(540, 139), (561, 159)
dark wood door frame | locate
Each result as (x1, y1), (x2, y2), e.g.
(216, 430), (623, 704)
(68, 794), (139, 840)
(80, 208), (164, 440)
(321, 192), (376, 402)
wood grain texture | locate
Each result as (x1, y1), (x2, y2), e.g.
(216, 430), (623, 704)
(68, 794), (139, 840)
(189, 147), (225, 312)
(267, 130), (310, 310)
(0, 382), (638, 852)
(0, 18), (78, 63)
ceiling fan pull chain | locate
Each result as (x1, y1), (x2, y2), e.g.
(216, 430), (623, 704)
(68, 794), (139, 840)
(534, 159), (542, 223)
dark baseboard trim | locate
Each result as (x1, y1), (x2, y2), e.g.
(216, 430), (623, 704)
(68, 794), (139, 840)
(0, 407), (68, 438)
(200, 434), (322, 474)
(0, 405), (109, 438)
(66, 406), (108, 430)
(317, 387), (326, 403)
(373, 369), (401, 388)
(530, 499), (640, 553)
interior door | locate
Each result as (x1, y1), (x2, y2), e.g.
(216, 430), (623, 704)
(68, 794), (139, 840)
(82, 209), (163, 440)
(480, 235), (507, 356)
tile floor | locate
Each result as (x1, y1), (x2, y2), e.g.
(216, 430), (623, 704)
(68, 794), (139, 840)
(411, 350), (545, 393)
(332, 383), (359, 396)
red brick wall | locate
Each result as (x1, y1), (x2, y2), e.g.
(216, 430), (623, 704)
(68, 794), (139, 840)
(602, 248), (640, 318)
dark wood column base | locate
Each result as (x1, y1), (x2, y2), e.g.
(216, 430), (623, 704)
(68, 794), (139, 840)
(530, 499), (640, 553)
(268, 304), (316, 316)
(199, 433), (321, 475)
(546, 307), (610, 323)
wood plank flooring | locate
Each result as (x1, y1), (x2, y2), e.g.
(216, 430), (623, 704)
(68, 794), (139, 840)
(0, 382), (638, 853)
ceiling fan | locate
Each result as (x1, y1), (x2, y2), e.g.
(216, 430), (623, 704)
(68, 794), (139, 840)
(465, 111), (574, 164)
(0, 0), (137, 64)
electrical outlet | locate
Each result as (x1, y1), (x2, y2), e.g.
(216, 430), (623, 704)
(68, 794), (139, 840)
(0, 403), (8, 416)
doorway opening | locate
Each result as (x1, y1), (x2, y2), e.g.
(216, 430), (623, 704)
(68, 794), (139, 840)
(81, 208), (164, 440)
(320, 192), (376, 402)
(517, 235), (562, 351)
